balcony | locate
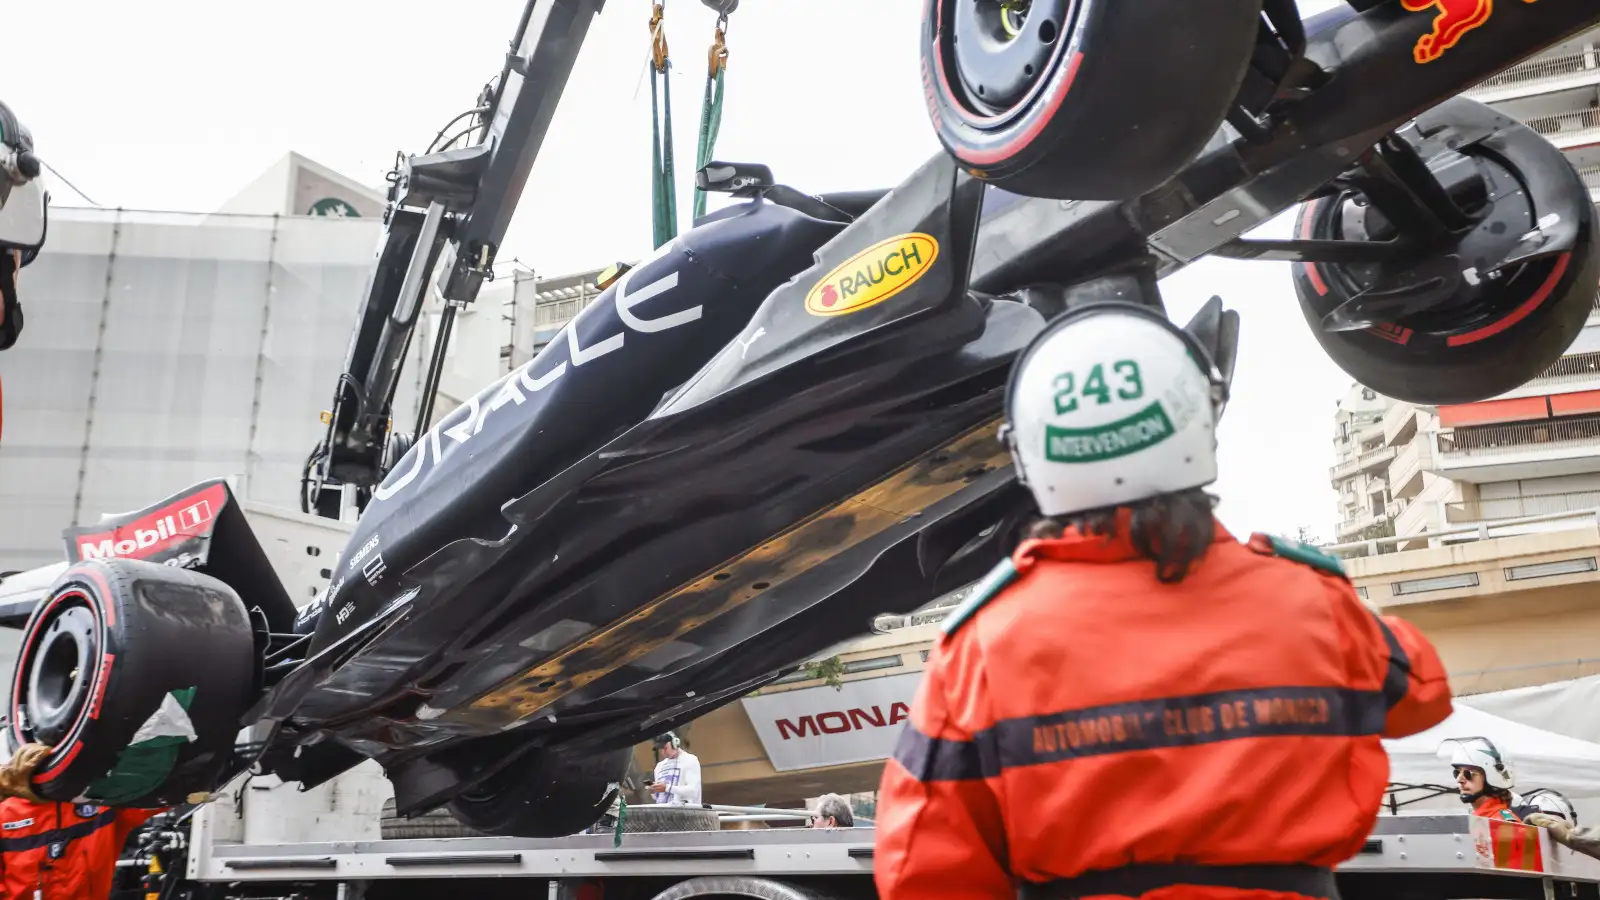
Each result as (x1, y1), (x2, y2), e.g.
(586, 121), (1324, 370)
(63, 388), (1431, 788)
(1431, 413), (1600, 482)
(1330, 446), (1397, 482)
(1388, 439), (1432, 499)
(1381, 400), (1419, 448)
(1446, 490), (1600, 524)
(1523, 108), (1600, 151)
(1584, 166), (1600, 203)
(1395, 497), (1441, 540)
(1336, 511), (1391, 542)
(534, 296), (594, 329)
(1498, 349), (1600, 399)
(1465, 51), (1600, 105)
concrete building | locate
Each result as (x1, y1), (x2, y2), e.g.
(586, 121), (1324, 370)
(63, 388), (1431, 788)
(0, 155), (420, 573)
(215, 152), (388, 220)
(1330, 27), (1600, 547)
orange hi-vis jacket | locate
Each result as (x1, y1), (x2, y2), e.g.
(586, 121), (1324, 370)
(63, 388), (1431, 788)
(874, 520), (1453, 900)
(0, 798), (157, 900)
(1474, 796), (1522, 823)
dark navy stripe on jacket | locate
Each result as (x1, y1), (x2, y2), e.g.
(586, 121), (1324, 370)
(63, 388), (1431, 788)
(0, 808), (118, 853)
(894, 685), (1392, 783)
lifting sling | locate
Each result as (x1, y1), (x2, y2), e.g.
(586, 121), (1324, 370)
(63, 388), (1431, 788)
(695, 16), (729, 222)
(648, 2), (677, 250)
(648, 2), (733, 249)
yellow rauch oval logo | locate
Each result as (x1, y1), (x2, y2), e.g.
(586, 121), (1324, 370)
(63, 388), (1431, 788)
(805, 233), (940, 317)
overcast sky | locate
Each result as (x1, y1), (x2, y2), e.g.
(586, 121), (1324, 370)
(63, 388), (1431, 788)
(6, 0), (1356, 540)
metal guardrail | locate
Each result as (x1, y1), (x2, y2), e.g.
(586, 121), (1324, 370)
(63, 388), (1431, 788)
(1322, 507), (1600, 558)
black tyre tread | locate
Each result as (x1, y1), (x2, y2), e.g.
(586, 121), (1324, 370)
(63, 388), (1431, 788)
(923, 0), (1264, 200)
(1294, 104), (1599, 406)
(380, 799), (483, 840)
(620, 805), (720, 833)
(652, 878), (848, 900)
(445, 748), (629, 838)
(11, 559), (255, 808)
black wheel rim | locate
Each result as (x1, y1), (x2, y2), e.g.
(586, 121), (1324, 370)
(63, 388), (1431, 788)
(947, 0), (1074, 120)
(1313, 148), (1558, 343)
(27, 604), (97, 746)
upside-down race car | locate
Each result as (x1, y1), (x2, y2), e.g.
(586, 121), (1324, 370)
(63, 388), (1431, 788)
(7, 0), (1600, 837)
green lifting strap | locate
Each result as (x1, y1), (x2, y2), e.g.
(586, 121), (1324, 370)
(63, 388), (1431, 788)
(650, 70), (678, 249)
(649, 3), (678, 250)
(694, 20), (729, 221)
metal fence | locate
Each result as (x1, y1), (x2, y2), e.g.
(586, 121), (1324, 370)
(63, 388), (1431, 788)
(1521, 350), (1600, 390)
(1470, 50), (1597, 93)
(1523, 107), (1600, 142)
(1436, 415), (1600, 459)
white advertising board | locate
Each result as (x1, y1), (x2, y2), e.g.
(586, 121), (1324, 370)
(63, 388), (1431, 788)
(741, 672), (923, 771)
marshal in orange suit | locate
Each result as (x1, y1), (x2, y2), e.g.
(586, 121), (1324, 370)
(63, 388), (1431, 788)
(874, 302), (1453, 900)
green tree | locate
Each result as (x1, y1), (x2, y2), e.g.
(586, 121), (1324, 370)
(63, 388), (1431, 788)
(804, 656), (847, 690)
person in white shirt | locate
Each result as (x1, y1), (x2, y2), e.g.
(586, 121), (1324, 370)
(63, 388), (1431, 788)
(648, 731), (702, 806)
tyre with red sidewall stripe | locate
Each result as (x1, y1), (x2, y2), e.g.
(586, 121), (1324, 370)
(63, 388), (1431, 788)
(1292, 102), (1598, 406)
(920, 0), (1264, 200)
(9, 559), (256, 808)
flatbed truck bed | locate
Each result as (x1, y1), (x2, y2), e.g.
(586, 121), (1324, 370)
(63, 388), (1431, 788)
(182, 813), (1600, 900)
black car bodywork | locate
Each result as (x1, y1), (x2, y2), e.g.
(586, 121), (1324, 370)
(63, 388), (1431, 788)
(12, 0), (1600, 820)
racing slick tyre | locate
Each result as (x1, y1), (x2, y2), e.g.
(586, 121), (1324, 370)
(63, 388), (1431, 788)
(9, 559), (256, 807)
(445, 747), (630, 838)
(621, 805), (721, 833)
(1293, 99), (1600, 406)
(921, 0), (1265, 201)
(379, 799), (484, 840)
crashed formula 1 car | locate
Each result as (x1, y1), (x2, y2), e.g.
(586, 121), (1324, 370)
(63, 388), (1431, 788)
(9, 0), (1600, 837)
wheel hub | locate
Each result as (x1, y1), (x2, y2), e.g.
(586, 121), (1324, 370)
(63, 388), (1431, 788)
(27, 605), (97, 745)
(1331, 152), (1535, 330)
(951, 0), (1072, 113)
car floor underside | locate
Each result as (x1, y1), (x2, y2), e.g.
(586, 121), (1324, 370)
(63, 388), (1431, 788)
(12, 0), (1600, 829)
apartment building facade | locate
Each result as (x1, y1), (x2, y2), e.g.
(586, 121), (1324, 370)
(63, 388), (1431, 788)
(1330, 26), (1600, 546)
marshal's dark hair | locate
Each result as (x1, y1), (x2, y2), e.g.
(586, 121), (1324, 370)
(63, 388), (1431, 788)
(1025, 487), (1219, 584)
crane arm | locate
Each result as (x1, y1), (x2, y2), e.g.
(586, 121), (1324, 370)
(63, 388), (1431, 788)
(305, 0), (608, 518)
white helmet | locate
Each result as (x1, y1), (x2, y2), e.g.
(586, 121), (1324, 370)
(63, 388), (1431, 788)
(1522, 788), (1578, 824)
(0, 100), (47, 353)
(1441, 736), (1515, 790)
(1002, 302), (1228, 517)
